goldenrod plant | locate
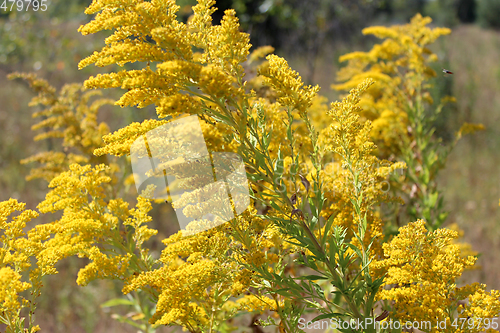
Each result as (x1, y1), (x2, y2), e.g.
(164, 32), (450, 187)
(332, 14), (485, 233)
(6, 73), (114, 182)
(1, 1), (499, 333)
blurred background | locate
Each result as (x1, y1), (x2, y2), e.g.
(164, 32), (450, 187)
(0, 0), (499, 332)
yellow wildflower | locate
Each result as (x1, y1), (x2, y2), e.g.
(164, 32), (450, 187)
(376, 220), (500, 330)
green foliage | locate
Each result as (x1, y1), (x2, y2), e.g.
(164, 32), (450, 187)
(477, 0), (500, 29)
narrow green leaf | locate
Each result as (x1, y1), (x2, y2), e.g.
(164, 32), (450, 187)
(346, 243), (363, 261)
(311, 313), (344, 322)
(299, 275), (329, 281)
(349, 198), (361, 215)
(101, 298), (135, 308)
(321, 213), (336, 248)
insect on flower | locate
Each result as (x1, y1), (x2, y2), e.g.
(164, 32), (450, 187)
(442, 68), (453, 75)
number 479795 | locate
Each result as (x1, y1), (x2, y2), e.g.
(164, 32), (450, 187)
(1, 0), (48, 11)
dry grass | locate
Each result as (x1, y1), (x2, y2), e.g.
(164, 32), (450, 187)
(438, 25), (500, 289)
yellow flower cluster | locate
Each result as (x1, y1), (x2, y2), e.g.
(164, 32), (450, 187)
(0, 267), (30, 314)
(78, 0), (250, 158)
(319, 79), (405, 254)
(456, 122), (486, 140)
(121, 207), (282, 329)
(8, 72), (113, 182)
(259, 55), (320, 118)
(333, 14), (451, 157)
(0, 199), (42, 331)
(22, 163), (157, 290)
(376, 220), (500, 331)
